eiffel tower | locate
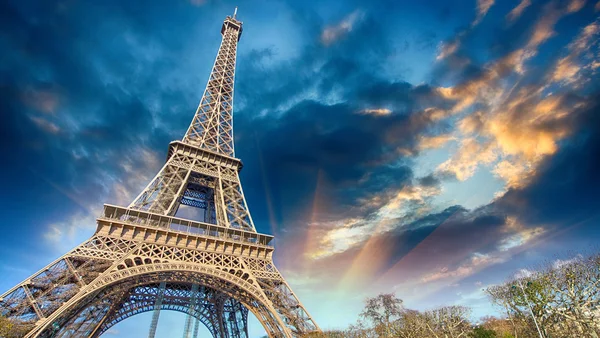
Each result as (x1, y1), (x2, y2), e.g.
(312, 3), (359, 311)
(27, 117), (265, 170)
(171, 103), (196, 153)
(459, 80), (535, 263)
(0, 8), (319, 338)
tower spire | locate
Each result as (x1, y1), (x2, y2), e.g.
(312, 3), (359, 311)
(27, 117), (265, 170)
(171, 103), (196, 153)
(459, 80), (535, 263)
(182, 11), (243, 156)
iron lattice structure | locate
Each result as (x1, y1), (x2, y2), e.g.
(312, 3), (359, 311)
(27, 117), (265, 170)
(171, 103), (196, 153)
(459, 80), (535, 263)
(0, 10), (320, 338)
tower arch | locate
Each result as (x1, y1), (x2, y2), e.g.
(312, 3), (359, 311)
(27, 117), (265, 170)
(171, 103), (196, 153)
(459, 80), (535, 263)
(32, 264), (290, 338)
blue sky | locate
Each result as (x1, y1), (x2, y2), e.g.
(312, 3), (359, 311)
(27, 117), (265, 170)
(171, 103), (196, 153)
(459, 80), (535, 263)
(1, 0), (600, 336)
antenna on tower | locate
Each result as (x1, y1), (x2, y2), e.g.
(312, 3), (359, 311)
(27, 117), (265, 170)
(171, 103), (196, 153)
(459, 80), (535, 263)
(233, 6), (238, 19)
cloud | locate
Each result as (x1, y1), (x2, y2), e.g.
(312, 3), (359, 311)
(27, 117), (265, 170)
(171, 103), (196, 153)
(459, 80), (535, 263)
(568, 0), (586, 13)
(305, 180), (442, 260)
(429, 0), (597, 191)
(20, 86), (61, 114)
(551, 20), (600, 84)
(239, 1), (600, 308)
(422, 253), (505, 283)
(29, 116), (60, 134)
(473, 0), (495, 26)
(189, 0), (207, 6)
(437, 138), (496, 181)
(506, 0), (532, 22)
(492, 160), (533, 189)
(497, 217), (545, 251)
(320, 10), (365, 46)
(437, 40), (460, 61)
(43, 212), (98, 253)
(417, 134), (455, 150)
(497, 94), (600, 228)
(359, 108), (392, 116)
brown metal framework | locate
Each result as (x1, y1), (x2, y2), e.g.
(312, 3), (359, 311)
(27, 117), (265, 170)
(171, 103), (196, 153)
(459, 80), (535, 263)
(0, 9), (319, 338)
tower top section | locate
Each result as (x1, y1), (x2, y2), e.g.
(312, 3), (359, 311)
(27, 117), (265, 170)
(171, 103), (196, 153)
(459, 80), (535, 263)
(182, 7), (243, 156)
(222, 7), (243, 41)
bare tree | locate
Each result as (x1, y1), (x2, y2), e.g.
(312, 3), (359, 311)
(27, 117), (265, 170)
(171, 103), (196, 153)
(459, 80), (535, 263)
(391, 309), (429, 338)
(540, 253), (600, 337)
(422, 305), (472, 338)
(487, 251), (600, 338)
(360, 293), (404, 337)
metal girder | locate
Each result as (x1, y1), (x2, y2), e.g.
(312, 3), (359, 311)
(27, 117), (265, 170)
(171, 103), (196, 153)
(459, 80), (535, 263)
(0, 9), (320, 338)
(148, 281), (166, 338)
(183, 15), (241, 156)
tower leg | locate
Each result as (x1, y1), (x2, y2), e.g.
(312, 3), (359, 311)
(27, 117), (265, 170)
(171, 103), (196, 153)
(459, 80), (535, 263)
(192, 316), (201, 338)
(148, 281), (167, 338)
(183, 284), (199, 338)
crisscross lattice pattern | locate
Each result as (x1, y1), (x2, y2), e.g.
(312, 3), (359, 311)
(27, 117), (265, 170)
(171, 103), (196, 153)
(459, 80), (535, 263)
(183, 17), (241, 156)
(0, 12), (319, 338)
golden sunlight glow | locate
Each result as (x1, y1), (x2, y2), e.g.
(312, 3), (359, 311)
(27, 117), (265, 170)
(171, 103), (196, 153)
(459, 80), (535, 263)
(360, 108), (392, 116)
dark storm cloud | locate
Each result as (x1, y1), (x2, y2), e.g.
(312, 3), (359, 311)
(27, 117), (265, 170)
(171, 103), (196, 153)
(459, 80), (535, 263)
(0, 2), (209, 174)
(497, 94), (600, 231)
(234, 76), (455, 225)
(237, 100), (417, 220)
(231, 11), (458, 227)
(0, 0), (225, 251)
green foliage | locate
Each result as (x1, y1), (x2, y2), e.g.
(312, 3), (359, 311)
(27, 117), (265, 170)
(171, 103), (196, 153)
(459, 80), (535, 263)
(0, 316), (33, 338)
(0, 315), (14, 338)
(469, 326), (497, 338)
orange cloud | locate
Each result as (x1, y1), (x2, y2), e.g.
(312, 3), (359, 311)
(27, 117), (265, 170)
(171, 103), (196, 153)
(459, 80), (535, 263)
(417, 134), (455, 150)
(306, 181), (441, 262)
(474, 0), (495, 26)
(437, 139), (496, 181)
(359, 108), (392, 116)
(458, 111), (484, 134)
(432, 3), (593, 189)
(437, 40), (460, 60)
(507, 0), (532, 22)
(568, 0), (586, 13)
(551, 20), (599, 84)
(498, 217), (546, 251)
(492, 160), (533, 189)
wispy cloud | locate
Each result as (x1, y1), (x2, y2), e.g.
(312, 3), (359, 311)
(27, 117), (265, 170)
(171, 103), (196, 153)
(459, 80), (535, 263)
(417, 134), (455, 150)
(506, 0), (531, 22)
(473, 0), (495, 26)
(551, 19), (599, 84)
(321, 10), (365, 46)
(21, 87), (61, 114)
(44, 212), (98, 253)
(359, 108), (391, 116)
(189, 0), (207, 7)
(422, 253), (505, 283)
(498, 217), (545, 251)
(29, 116), (60, 134)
